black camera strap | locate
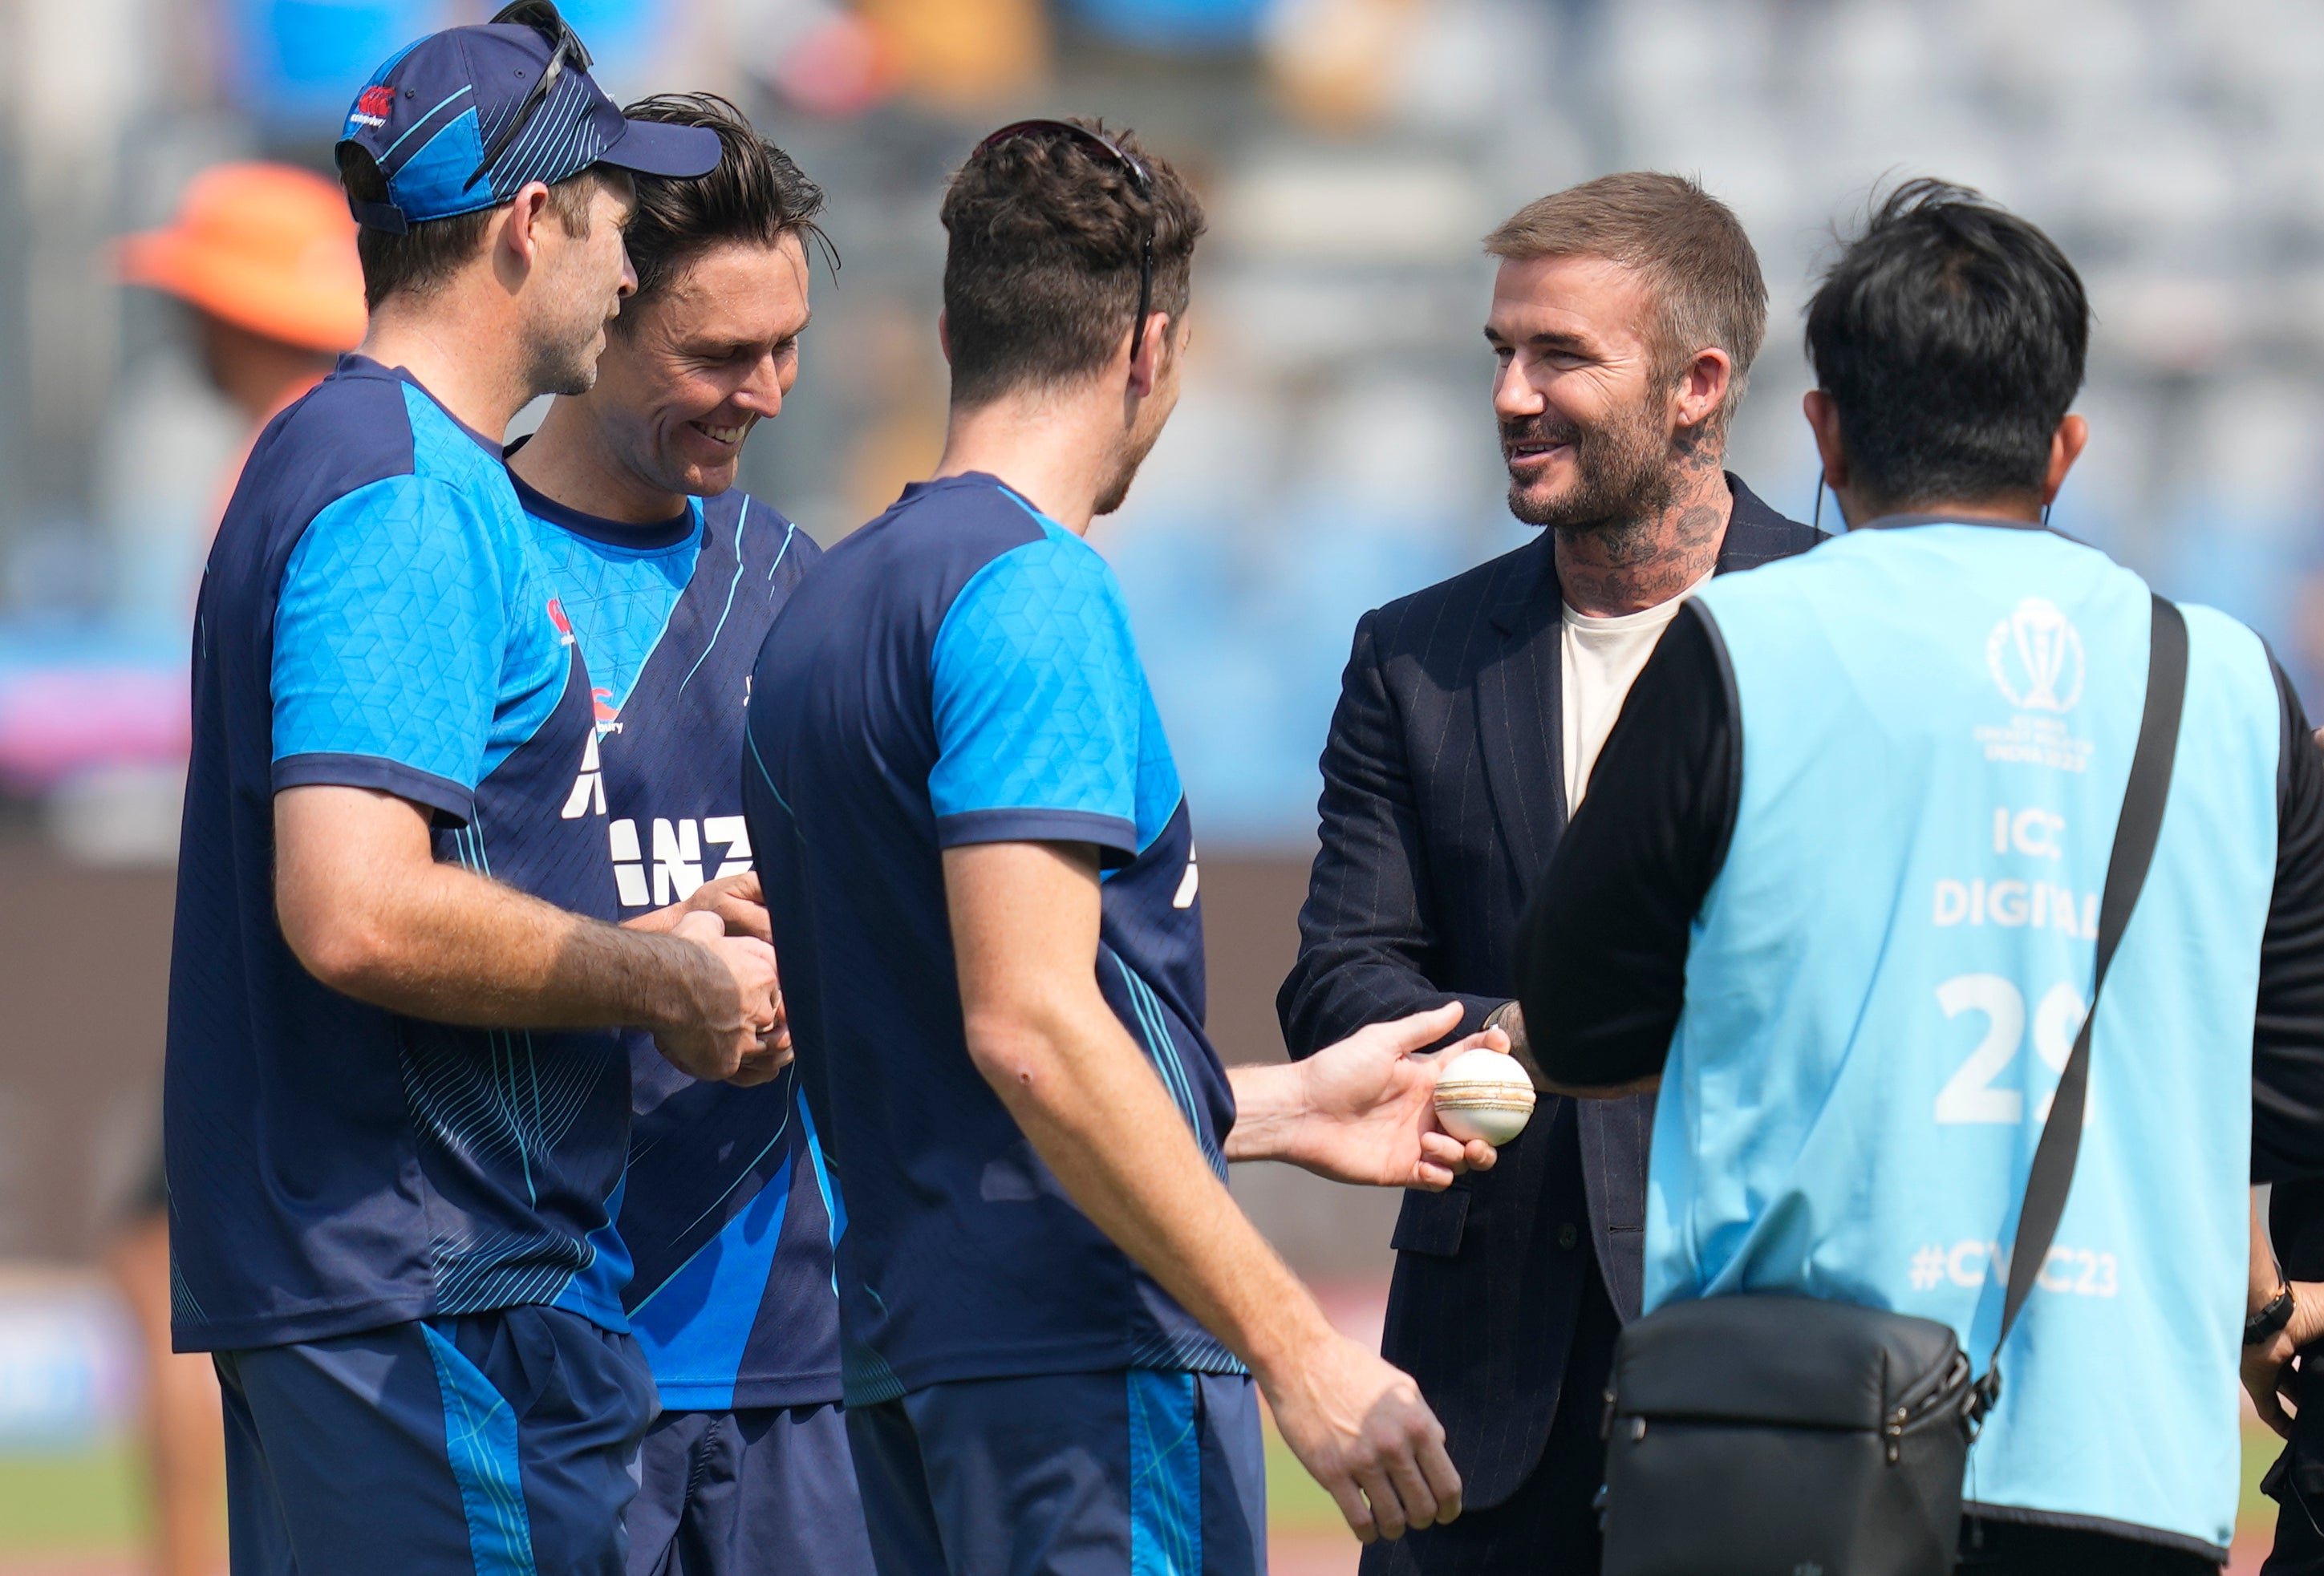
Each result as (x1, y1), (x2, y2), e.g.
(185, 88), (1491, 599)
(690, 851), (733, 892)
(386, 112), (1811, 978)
(1971, 594), (2187, 1423)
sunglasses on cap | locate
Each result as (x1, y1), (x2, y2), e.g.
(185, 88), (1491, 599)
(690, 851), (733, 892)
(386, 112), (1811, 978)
(973, 120), (1157, 356)
(468, 0), (594, 192)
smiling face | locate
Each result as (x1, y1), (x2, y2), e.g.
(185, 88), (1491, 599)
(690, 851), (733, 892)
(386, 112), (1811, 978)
(1484, 253), (1681, 531)
(588, 231), (811, 500)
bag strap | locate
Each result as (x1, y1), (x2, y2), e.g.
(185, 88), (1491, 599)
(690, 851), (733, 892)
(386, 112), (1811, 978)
(1969, 594), (2187, 1425)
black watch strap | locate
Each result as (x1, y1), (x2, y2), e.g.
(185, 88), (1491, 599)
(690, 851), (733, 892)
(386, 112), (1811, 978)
(1484, 1002), (1549, 1092)
(2249, 1283), (2297, 1346)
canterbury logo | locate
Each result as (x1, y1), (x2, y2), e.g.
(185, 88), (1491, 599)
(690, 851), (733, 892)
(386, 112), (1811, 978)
(347, 84), (394, 128)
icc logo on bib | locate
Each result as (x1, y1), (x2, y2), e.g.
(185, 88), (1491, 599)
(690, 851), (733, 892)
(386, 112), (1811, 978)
(1986, 597), (2086, 713)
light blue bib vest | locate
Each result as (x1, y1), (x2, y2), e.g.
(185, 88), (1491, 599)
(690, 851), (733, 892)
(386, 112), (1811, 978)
(1663, 522), (2279, 1553)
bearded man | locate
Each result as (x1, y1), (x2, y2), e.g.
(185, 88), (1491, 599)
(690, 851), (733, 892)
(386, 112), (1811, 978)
(1277, 172), (1823, 1574)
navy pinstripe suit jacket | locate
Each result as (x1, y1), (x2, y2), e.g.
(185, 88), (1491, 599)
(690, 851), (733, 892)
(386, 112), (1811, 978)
(1277, 475), (1821, 1509)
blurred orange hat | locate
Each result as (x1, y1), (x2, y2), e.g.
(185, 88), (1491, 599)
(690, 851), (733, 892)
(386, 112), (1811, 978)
(118, 162), (366, 353)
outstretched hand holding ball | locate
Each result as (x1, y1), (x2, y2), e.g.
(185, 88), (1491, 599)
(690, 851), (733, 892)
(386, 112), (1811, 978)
(1432, 1045), (1537, 1145)
(1230, 1003), (1509, 1189)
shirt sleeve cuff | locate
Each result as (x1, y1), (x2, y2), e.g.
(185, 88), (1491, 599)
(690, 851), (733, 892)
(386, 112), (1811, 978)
(935, 807), (1139, 870)
(271, 752), (476, 827)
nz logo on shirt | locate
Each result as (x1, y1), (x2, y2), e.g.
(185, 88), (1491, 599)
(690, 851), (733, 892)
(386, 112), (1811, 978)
(554, 736), (752, 907)
(544, 597), (755, 907)
(608, 816), (752, 908)
(1985, 597), (2085, 714)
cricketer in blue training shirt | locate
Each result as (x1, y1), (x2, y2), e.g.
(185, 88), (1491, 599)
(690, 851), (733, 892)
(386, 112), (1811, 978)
(510, 465), (873, 1576)
(744, 115), (1494, 1576)
(745, 465), (1495, 1568)
(162, 18), (758, 1576)
(501, 90), (875, 1576)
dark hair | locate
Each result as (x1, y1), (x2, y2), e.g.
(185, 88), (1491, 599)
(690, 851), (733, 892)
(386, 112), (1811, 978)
(1486, 172), (1766, 433)
(336, 144), (609, 311)
(939, 118), (1205, 409)
(1805, 178), (2089, 512)
(618, 92), (833, 310)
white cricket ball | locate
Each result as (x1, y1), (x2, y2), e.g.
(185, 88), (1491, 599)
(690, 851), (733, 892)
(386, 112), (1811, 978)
(1432, 1047), (1536, 1146)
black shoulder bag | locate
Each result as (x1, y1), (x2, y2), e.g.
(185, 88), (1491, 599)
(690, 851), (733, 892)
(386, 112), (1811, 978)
(1597, 596), (2188, 1576)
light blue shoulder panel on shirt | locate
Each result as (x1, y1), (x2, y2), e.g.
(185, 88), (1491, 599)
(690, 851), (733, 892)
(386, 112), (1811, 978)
(271, 385), (568, 822)
(928, 519), (1152, 863)
(520, 499), (702, 716)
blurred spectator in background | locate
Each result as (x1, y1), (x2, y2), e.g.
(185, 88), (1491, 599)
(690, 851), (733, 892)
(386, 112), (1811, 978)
(119, 163), (365, 428)
(103, 1190), (226, 1576)
(103, 157), (363, 1576)
(117, 161), (366, 541)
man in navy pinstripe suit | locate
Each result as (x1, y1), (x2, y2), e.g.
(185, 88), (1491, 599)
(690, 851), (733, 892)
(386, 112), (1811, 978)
(1280, 172), (1824, 1573)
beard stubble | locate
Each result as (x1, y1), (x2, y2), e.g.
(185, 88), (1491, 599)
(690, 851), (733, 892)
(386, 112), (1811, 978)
(1502, 391), (1681, 551)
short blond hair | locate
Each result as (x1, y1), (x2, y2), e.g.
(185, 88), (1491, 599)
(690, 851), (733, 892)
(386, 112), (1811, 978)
(1486, 172), (1767, 431)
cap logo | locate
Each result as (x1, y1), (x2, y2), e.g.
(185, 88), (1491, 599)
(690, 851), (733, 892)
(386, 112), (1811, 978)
(349, 85), (395, 130)
(337, 12), (720, 229)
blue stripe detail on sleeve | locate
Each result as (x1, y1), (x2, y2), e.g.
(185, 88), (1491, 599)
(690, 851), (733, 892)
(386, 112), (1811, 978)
(1130, 685), (1187, 856)
(1128, 1369), (1202, 1576)
(627, 1154), (792, 1409)
(419, 1323), (539, 1576)
(745, 723), (793, 816)
(927, 529), (1145, 864)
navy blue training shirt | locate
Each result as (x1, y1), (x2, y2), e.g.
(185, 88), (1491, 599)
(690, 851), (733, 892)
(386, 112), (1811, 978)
(166, 357), (631, 1351)
(509, 464), (842, 1411)
(742, 473), (1241, 1404)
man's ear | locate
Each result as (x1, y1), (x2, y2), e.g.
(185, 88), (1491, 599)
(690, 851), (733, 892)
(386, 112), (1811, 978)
(1126, 312), (1170, 399)
(936, 309), (951, 367)
(1673, 347), (1733, 435)
(497, 180), (557, 279)
(1803, 389), (1850, 493)
(2043, 413), (2089, 505)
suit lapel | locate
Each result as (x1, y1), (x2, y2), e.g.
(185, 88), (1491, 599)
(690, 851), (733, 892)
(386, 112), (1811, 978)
(1474, 535), (1565, 894)
(1476, 476), (1815, 897)
(1714, 471), (1817, 572)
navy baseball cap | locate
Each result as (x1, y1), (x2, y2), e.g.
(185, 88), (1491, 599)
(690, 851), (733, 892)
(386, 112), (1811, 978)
(335, 1), (718, 233)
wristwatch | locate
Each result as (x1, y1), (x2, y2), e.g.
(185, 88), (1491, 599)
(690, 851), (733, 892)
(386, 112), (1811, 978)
(2248, 1282), (2297, 1346)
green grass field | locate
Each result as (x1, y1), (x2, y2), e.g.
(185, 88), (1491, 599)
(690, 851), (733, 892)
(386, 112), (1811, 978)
(1263, 1414), (2290, 1550)
(0, 1421), (2292, 1562)
(0, 1442), (143, 1553)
